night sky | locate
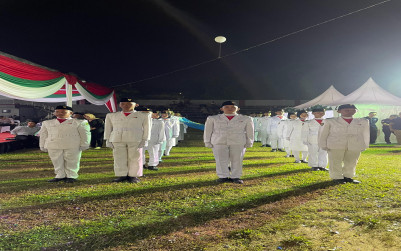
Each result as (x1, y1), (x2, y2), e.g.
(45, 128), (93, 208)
(1, 0), (401, 100)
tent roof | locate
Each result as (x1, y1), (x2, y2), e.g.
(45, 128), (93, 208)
(294, 85), (345, 109)
(328, 78), (401, 106)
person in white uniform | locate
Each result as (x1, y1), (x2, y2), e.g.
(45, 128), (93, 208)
(143, 111), (165, 171)
(268, 109), (286, 152)
(258, 111), (271, 147)
(168, 112), (181, 152)
(39, 105), (91, 183)
(204, 101), (254, 184)
(104, 98), (151, 183)
(318, 104), (370, 184)
(302, 107), (328, 171)
(287, 110), (309, 163)
(277, 112), (296, 157)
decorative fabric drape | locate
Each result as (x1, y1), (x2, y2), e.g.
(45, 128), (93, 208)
(0, 53), (117, 112)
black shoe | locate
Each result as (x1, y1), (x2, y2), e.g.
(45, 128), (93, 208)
(143, 165), (148, 169)
(260, 145), (266, 147)
(48, 178), (66, 182)
(231, 178), (244, 184)
(266, 144), (271, 147)
(112, 176), (128, 182)
(301, 160), (308, 163)
(289, 155), (294, 157)
(64, 178), (77, 183)
(127, 176), (140, 183)
(147, 166), (159, 171)
(278, 149), (285, 152)
(294, 160), (301, 163)
(217, 178), (231, 183)
(344, 177), (361, 184)
(311, 167), (320, 171)
(271, 149), (277, 152)
(332, 179), (346, 184)
(318, 167), (329, 171)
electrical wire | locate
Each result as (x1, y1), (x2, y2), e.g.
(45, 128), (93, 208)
(112, 0), (392, 88)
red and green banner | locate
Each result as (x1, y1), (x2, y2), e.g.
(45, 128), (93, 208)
(0, 53), (117, 112)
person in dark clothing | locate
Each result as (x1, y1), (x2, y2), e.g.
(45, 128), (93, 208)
(390, 112), (401, 145)
(84, 113), (105, 149)
(381, 115), (398, 144)
(364, 112), (378, 144)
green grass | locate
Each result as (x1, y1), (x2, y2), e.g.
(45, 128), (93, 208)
(1, 131), (401, 250)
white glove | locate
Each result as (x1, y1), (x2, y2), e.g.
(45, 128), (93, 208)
(244, 143), (253, 148)
(106, 140), (114, 149)
(137, 140), (146, 148)
(40, 147), (48, 152)
(205, 142), (213, 148)
(80, 146), (89, 151)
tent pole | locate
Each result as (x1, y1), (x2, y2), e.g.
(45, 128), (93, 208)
(66, 81), (72, 107)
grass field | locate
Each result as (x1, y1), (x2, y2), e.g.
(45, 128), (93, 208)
(1, 129), (401, 250)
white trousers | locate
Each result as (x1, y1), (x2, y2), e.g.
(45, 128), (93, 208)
(270, 131), (283, 149)
(112, 142), (143, 177)
(307, 144), (328, 168)
(327, 149), (361, 179)
(212, 145), (246, 179)
(165, 138), (176, 155)
(293, 151), (308, 161)
(159, 141), (167, 161)
(48, 148), (82, 179)
(143, 143), (160, 166)
(259, 131), (270, 145)
(283, 139), (292, 155)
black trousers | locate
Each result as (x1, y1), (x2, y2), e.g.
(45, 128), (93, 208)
(90, 132), (104, 148)
(369, 127), (378, 144)
(383, 127), (392, 143)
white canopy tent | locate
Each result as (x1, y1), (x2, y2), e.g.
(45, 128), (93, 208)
(294, 85), (345, 109)
(327, 78), (401, 143)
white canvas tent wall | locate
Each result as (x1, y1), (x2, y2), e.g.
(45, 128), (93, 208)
(328, 78), (401, 143)
(294, 85), (345, 109)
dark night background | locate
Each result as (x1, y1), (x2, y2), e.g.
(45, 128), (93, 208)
(0, 0), (400, 100)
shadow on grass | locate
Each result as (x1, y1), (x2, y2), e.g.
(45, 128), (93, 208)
(2, 168), (312, 211)
(45, 180), (337, 250)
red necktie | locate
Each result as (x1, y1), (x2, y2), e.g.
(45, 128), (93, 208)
(57, 118), (67, 123)
(343, 118), (353, 124)
(315, 119), (323, 124)
(226, 116), (234, 120)
(278, 116), (283, 119)
(124, 113), (131, 117)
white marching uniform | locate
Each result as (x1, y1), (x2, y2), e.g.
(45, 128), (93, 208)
(252, 117), (260, 142)
(104, 111), (151, 177)
(204, 114), (254, 179)
(144, 118), (165, 167)
(287, 119), (308, 161)
(277, 119), (293, 156)
(318, 117), (369, 179)
(177, 119), (188, 141)
(268, 116), (286, 150)
(258, 116), (270, 145)
(164, 117), (180, 156)
(302, 119), (327, 168)
(39, 118), (90, 179)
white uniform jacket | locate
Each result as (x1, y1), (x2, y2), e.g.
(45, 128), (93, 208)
(104, 111), (151, 143)
(286, 119), (308, 151)
(318, 117), (370, 151)
(39, 119), (91, 149)
(258, 116), (270, 133)
(148, 118), (166, 145)
(268, 116), (285, 134)
(302, 119), (324, 145)
(204, 114), (254, 146)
